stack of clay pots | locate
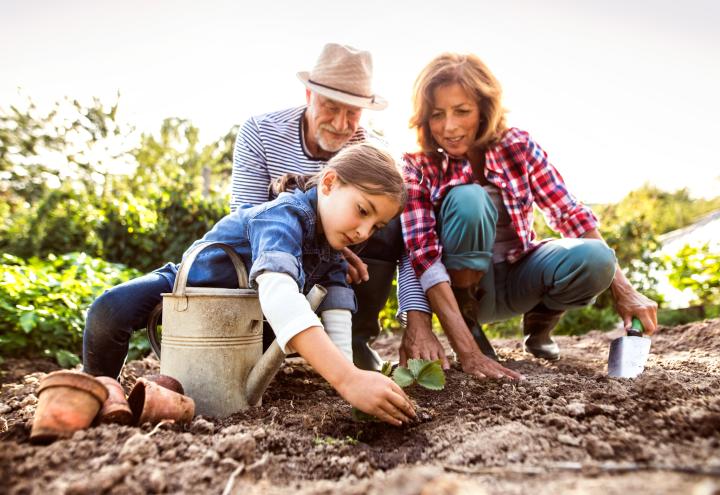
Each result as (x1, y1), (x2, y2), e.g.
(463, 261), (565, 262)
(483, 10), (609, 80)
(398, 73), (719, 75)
(30, 371), (195, 445)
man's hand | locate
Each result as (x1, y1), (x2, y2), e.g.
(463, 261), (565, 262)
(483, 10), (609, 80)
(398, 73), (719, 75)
(342, 247), (369, 285)
(400, 311), (450, 369)
(458, 349), (524, 381)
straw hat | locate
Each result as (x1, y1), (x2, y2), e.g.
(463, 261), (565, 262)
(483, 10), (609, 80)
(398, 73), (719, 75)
(297, 43), (388, 110)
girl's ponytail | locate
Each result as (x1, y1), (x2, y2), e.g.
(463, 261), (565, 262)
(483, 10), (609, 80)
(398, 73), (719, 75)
(270, 173), (313, 197)
(269, 143), (406, 212)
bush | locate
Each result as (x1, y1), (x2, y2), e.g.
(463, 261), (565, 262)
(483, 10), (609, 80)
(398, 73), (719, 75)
(0, 252), (140, 366)
(1, 186), (228, 273)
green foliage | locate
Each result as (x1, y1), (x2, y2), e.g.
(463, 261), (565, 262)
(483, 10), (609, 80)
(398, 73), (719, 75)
(1, 96), (234, 272)
(313, 434), (360, 446)
(386, 358), (445, 391)
(0, 253), (140, 366)
(483, 316), (523, 339)
(1, 183), (228, 272)
(666, 244), (720, 307)
(352, 359), (446, 422)
(378, 276), (401, 333)
(0, 93), (133, 207)
(553, 305), (619, 335)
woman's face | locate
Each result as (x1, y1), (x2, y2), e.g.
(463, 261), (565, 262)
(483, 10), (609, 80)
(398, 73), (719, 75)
(428, 83), (480, 158)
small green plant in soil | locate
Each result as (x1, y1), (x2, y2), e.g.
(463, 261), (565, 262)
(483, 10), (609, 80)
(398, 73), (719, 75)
(352, 359), (446, 422)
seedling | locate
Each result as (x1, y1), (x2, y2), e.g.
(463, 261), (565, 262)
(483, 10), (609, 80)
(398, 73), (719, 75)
(352, 359), (446, 422)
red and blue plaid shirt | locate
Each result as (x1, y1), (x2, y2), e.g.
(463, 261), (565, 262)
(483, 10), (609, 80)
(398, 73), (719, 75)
(401, 128), (598, 278)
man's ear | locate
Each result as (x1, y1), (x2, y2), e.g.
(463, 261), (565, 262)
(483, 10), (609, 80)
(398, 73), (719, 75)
(319, 169), (337, 195)
(306, 89), (313, 105)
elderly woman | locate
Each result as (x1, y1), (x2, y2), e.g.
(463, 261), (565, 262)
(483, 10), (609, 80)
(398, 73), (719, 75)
(397, 53), (658, 380)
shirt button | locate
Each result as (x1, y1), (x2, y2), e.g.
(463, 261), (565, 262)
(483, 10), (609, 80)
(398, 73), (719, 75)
(501, 182), (507, 188)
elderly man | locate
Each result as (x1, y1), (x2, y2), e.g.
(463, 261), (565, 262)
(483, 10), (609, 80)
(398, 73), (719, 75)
(231, 43), (401, 370)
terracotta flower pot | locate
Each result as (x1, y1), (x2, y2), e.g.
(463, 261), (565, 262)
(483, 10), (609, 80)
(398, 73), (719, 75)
(95, 376), (132, 425)
(30, 371), (108, 444)
(145, 374), (185, 395)
(128, 378), (195, 426)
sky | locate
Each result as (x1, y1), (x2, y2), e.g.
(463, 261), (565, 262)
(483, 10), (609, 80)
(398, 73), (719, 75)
(2, 0), (719, 203)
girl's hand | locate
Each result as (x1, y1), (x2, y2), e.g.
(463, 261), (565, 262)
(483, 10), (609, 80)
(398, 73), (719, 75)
(336, 369), (416, 426)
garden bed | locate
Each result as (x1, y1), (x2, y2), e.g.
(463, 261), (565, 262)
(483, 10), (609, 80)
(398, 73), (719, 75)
(2, 319), (719, 494)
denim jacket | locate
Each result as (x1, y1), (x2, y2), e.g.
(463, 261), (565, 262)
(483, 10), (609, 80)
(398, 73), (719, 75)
(154, 187), (356, 313)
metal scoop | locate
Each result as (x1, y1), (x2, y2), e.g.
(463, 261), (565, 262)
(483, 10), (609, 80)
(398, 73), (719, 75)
(608, 317), (651, 378)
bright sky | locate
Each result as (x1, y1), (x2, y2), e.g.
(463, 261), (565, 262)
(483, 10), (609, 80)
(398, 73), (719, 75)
(2, 0), (719, 203)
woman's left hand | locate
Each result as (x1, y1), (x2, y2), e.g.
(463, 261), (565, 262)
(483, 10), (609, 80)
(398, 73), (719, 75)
(613, 285), (659, 335)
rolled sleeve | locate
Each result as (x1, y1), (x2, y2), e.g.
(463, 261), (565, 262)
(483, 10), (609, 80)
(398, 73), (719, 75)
(397, 254), (432, 317)
(249, 251), (303, 290)
(418, 259), (451, 292)
(318, 285), (357, 313)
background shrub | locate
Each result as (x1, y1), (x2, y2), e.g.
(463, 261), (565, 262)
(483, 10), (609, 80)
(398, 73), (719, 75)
(0, 252), (140, 366)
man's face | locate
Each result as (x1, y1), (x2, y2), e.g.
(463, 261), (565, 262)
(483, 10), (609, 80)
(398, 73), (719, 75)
(305, 90), (362, 155)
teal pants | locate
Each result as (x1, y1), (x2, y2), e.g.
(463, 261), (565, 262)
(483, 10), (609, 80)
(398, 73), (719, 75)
(438, 185), (616, 323)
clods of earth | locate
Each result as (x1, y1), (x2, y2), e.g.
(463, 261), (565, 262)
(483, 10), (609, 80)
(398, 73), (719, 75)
(2, 319), (719, 494)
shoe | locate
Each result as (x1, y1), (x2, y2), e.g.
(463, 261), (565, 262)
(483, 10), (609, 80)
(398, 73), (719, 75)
(351, 259), (397, 371)
(522, 303), (564, 361)
(452, 287), (498, 361)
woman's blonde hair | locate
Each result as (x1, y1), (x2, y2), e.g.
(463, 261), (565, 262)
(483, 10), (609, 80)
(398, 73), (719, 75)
(271, 143), (407, 214)
(410, 53), (508, 152)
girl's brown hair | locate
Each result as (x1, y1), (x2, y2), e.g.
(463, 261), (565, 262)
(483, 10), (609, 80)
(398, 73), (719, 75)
(410, 53), (508, 152)
(271, 143), (407, 214)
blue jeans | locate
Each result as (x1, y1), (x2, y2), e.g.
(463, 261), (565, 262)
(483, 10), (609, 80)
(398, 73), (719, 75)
(83, 272), (172, 378)
(439, 185), (616, 323)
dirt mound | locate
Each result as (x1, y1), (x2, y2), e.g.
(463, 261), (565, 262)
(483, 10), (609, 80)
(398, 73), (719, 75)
(2, 319), (719, 494)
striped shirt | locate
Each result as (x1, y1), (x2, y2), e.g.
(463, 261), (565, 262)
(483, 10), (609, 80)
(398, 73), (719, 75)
(231, 106), (368, 210)
(397, 128), (598, 315)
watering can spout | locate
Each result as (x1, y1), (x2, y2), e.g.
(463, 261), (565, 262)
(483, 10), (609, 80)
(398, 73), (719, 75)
(245, 285), (327, 407)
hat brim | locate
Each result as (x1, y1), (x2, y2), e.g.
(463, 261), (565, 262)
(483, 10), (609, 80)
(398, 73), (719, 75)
(297, 72), (387, 111)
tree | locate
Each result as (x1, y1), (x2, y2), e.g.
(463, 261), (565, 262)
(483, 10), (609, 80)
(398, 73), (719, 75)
(0, 92), (134, 208)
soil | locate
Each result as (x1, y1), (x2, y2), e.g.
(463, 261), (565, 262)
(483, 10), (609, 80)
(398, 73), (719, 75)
(2, 319), (719, 494)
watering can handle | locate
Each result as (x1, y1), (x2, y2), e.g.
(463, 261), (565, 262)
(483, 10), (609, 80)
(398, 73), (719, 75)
(172, 241), (249, 296)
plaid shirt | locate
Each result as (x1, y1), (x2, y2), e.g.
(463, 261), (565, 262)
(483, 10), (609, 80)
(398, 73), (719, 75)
(401, 128), (598, 279)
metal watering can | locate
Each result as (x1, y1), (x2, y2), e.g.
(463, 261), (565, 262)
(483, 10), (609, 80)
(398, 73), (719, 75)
(147, 241), (326, 417)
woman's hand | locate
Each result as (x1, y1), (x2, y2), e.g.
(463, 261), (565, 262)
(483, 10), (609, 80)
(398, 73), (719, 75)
(342, 247), (369, 284)
(458, 349), (524, 381)
(336, 369), (416, 426)
(400, 311), (450, 369)
(612, 283), (659, 334)
(581, 228), (659, 334)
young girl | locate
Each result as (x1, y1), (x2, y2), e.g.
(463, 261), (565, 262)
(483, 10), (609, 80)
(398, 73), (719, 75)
(83, 143), (415, 426)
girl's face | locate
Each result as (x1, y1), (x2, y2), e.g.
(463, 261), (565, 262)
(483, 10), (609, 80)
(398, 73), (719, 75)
(428, 83), (481, 158)
(317, 171), (399, 250)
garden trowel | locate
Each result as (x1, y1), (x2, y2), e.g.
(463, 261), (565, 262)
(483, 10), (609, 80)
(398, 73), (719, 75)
(608, 317), (651, 378)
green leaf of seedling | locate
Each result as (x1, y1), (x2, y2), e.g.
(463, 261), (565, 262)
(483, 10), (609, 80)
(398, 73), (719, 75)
(55, 350), (80, 368)
(380, 361), (393, 377)
(416, 360), (446, 391)
(351, 407), (379, 422)
(392, 366), (415, 388)
(407, 359), (425, 379)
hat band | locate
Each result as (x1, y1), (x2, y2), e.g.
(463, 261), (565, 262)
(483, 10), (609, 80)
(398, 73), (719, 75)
(308, 79), (374, 101)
